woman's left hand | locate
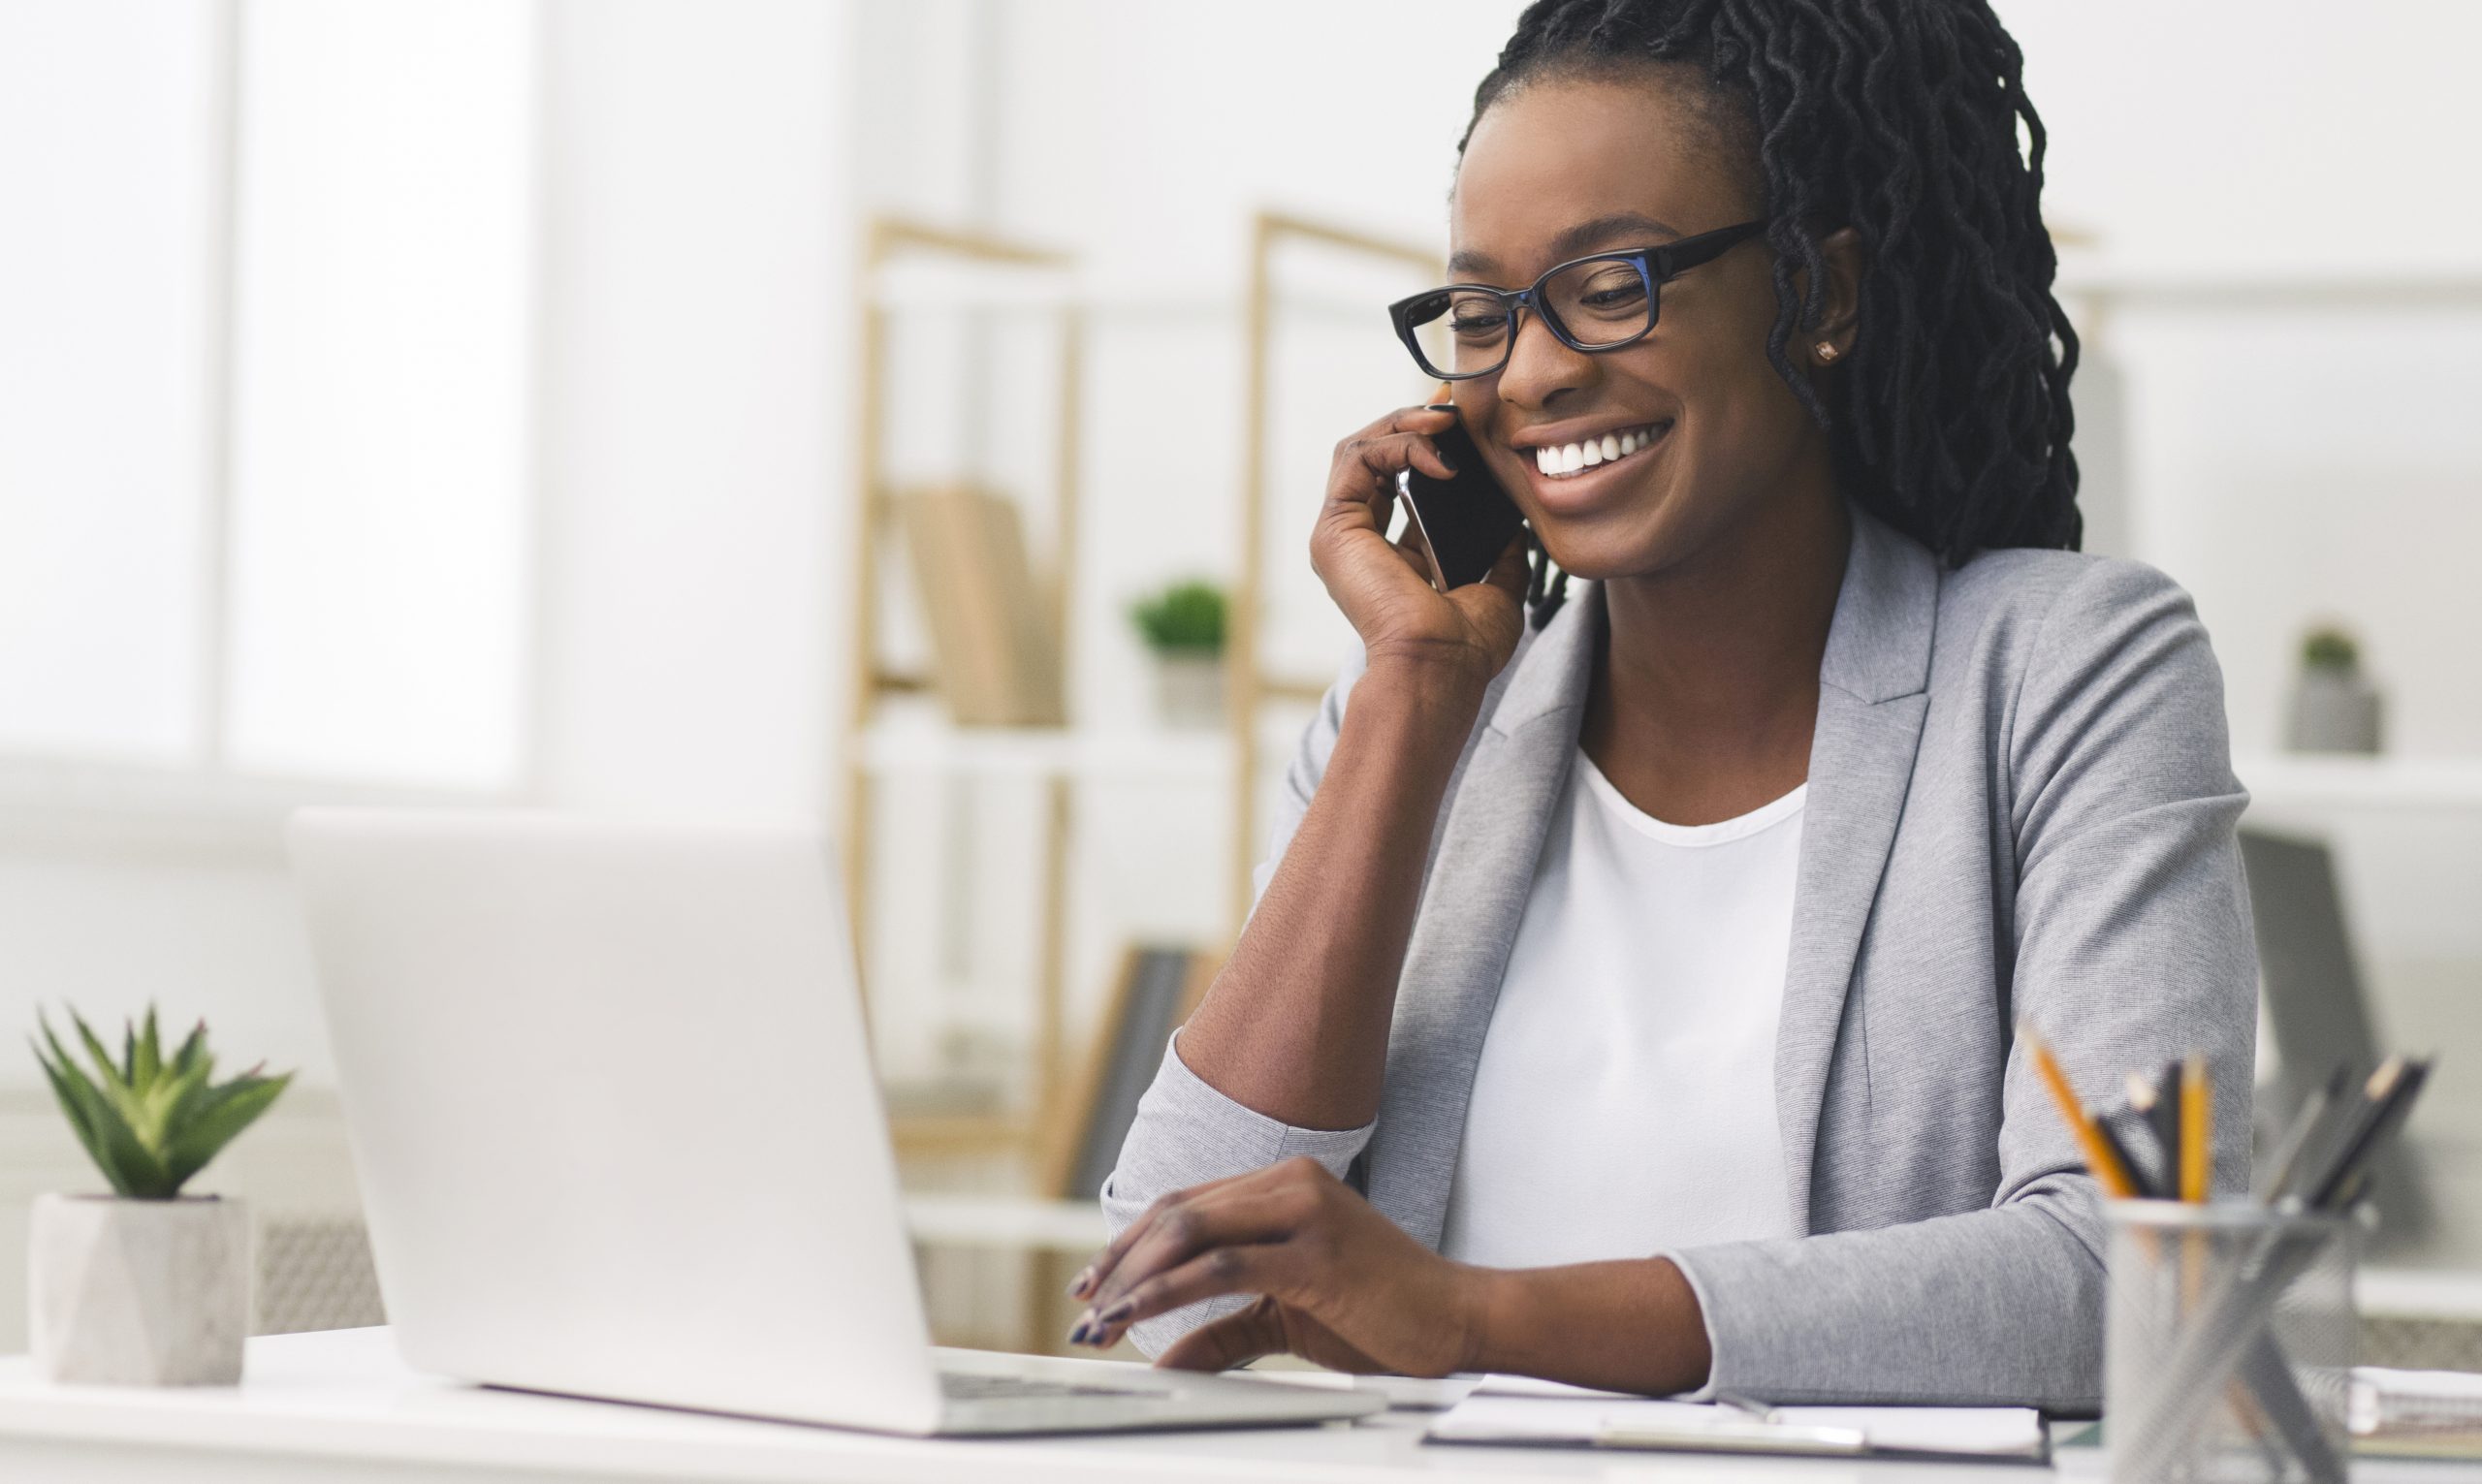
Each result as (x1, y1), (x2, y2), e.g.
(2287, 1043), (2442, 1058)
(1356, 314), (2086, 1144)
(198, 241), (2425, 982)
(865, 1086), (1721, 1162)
(1066, 1156), (1486, 1375)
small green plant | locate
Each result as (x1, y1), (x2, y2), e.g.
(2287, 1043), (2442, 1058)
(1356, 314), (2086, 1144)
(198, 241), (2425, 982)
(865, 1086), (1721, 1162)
(2301, 626), (2360, 673)
(1130, 580), (1227, 654)
(30, 1006), (292, 1200)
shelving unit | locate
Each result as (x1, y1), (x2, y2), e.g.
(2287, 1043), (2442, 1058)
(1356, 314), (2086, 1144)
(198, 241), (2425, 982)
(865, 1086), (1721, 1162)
(1229, 212), (1442, 927)
(840, 212), (1442, 1176)
(2236, 754), (2482, 812)
(843, 217), (1082, 1163)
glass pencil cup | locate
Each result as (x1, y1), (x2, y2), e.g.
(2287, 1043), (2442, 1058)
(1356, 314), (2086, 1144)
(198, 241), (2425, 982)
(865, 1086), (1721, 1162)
(2105, 1200), (2359, 1484)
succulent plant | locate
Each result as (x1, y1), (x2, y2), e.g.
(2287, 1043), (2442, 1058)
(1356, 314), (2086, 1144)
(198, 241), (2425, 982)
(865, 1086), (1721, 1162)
(2301, 626), (2360, 673)
(30, 1006), (292, 1200)
(1130, 580), (1227, 654)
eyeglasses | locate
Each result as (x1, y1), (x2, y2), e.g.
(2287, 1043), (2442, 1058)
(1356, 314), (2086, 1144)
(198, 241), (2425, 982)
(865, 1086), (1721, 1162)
(1387, 220), (1769, 381)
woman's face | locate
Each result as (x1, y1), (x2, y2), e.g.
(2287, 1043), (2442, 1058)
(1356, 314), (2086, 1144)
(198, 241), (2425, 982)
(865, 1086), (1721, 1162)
(1449, 70), (1833, 582)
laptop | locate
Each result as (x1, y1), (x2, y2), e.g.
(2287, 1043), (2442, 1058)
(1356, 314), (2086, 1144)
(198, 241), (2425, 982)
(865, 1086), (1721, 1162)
(2239, 826), (2430, 1250)
(286, 808), (1380, 1437)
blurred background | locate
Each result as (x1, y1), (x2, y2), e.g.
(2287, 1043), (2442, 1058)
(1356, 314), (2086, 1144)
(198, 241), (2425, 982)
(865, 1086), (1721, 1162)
(3, 0), (2478, 1358)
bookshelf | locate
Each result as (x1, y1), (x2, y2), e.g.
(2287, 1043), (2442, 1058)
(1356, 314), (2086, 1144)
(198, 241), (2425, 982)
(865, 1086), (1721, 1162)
(844, 218), (1079, 1164)
(843, 211), (1439, 1177)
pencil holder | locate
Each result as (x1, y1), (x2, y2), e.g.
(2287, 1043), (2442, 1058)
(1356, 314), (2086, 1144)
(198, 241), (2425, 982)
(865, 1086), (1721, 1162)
(2105, 1201), (2358, 1484)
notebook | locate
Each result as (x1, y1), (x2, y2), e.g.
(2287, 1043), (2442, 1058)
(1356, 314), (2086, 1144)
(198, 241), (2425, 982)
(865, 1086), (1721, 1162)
(2351, 1367), (2482, 1460)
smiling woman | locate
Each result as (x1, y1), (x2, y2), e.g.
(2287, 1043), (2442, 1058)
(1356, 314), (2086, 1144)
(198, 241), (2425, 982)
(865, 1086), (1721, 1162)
(1078, 0), (2252, 1410)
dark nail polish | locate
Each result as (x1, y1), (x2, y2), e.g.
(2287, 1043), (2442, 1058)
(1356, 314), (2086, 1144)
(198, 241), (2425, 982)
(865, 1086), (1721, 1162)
(1098, 1300), (1134, 1326)
(1066, 1266), (1094, 1298)
(1066, 1320), (1091, 1346)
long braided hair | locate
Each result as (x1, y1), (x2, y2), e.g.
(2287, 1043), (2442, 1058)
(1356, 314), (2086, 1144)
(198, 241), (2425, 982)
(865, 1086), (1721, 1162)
(1464, 0), (2081, 629)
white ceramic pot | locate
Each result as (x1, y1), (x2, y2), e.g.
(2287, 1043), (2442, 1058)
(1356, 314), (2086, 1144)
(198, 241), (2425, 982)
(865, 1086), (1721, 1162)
(2287, 669), (2383, 754)
(1151, 652), (1227, 730)
(29, 1192), (252, 1385)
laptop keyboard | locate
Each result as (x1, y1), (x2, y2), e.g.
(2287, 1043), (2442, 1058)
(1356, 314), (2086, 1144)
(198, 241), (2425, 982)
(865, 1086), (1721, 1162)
(939, 1371), (1161, 1402)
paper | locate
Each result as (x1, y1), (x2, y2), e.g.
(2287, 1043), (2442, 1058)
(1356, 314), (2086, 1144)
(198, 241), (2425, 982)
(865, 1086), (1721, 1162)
(1426, 1394), (2047, 1459)
(2350, 1366), (2482, 1437)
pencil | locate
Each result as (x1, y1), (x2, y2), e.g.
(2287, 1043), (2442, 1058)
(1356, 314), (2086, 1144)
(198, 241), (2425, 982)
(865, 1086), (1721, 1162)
(2021, 1025), (2139, 1199)
(2180, 1055), (2211, 1203)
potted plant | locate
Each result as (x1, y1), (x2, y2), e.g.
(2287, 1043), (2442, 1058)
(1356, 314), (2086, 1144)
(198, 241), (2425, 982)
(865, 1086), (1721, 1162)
(2286, 624), (2383, 754)
(1130, 579), (1228, 729)
(28, 1007), (291, 1385)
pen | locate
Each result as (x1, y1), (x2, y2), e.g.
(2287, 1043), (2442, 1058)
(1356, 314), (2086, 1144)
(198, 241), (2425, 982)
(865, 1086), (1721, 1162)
(2021, 1025), (2138, 1198)
(2261, 1064), (2347, 1205)
(2150, 1059), (2182, 1195)
(2306, 1056), (2430, 1212)
(2096, 1118), (2157, 1200)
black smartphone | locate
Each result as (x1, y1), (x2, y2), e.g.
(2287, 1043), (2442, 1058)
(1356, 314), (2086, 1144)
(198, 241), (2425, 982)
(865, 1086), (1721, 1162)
(1397, 404), (1526, 592)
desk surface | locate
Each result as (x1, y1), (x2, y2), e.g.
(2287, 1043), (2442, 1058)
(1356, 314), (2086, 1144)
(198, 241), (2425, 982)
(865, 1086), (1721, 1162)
(0, 1328), (2470, 1484)
(0, 1328), (2056, 1484)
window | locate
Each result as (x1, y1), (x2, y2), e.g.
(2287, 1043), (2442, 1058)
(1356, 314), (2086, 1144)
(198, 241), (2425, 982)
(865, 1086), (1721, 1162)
(0, 0), (537, 794)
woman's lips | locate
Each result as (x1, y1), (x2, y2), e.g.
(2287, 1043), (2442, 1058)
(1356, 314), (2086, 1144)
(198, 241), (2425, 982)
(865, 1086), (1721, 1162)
(1515, 419), (1673, 511)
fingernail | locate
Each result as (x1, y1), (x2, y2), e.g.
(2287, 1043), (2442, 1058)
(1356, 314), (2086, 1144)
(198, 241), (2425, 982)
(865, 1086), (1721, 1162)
(1066, 1267), (1093, 1298)
(1066, 1319), (1092, 1345)
(1098, 1299), (1134, 1326)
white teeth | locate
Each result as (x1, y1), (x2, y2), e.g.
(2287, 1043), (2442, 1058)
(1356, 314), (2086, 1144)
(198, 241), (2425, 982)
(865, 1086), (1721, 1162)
(1530, 423), (1665, 478)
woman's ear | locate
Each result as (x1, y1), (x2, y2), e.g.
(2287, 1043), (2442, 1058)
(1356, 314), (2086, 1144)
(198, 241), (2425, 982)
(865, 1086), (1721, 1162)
(1802, 226), (1863, 368)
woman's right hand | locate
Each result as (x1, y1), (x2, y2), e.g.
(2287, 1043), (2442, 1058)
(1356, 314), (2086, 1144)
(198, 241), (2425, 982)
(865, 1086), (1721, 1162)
(1314, 404), (1530, 693)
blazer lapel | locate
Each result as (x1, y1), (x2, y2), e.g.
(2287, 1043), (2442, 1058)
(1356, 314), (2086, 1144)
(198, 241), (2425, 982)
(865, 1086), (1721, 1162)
(1363, 587), (1601, 1247)
(1775, 510), (1937, 1232)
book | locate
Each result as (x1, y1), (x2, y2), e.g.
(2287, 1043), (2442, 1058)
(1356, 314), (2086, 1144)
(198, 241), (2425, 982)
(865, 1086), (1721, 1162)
(898, 486), (1064, 727)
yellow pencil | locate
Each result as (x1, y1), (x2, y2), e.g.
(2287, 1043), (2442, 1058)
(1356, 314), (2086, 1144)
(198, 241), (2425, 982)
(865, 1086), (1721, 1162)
(2180, 1054), (2211, 1202)
(2021, 1025), (2139, 1199)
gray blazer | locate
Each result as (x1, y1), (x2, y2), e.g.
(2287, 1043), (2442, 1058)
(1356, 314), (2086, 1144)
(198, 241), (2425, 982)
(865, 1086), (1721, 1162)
(1104, 506), (2256, 1409)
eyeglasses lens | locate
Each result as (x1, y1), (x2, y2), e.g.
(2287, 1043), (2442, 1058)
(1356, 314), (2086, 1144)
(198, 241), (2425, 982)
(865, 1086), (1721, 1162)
(1406, 259), (1655, 378)
(1407, 290), (1506, 380)
(1545, 258), (1655, 347)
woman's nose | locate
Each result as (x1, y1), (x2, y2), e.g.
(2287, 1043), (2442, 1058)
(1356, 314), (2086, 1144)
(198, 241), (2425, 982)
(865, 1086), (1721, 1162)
(1493, 307), (1598, 411)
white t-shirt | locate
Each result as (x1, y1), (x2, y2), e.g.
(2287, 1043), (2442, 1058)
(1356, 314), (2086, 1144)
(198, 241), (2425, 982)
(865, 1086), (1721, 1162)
(1440, 749), (1805, 1268)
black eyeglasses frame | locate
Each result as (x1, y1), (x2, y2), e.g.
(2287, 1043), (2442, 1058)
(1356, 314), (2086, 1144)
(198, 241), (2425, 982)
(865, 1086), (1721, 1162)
(1387, 219), (1770, 382)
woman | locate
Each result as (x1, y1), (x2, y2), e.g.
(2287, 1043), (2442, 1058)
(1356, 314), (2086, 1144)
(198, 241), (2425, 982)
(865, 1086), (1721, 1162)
(1070, 0), (2253, 1407)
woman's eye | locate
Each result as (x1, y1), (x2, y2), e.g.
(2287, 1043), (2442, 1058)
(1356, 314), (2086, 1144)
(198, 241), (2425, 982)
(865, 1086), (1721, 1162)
(1449, 312), (1510, 339)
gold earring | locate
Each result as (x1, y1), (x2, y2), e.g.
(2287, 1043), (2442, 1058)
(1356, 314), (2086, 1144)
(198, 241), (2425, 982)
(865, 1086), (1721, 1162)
(1815, 340), (1840, 363)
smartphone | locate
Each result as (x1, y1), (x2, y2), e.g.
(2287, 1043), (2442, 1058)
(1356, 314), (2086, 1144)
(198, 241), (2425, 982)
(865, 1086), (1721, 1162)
(1397, 404), (1526, 592)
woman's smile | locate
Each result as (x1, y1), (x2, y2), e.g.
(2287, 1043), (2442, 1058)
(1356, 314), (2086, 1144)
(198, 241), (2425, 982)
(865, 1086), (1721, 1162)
(1511, 417), (1674, 514)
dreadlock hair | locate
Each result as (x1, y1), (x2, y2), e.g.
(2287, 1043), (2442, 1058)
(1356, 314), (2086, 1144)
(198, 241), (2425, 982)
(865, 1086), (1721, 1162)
(1463, 0), (2081, 631)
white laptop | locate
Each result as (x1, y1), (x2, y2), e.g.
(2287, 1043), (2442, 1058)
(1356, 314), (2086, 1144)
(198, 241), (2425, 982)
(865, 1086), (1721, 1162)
(286, 809), (1379, 1437)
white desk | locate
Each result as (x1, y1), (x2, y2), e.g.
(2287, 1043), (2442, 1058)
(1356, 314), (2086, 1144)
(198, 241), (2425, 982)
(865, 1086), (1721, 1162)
(0, 1328), (2115, 1484)
(1, 1329), (2473, 1484)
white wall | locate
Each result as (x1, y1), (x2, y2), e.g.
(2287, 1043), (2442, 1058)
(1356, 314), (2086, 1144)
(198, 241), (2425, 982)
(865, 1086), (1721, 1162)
(534, 0), (854, 817)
